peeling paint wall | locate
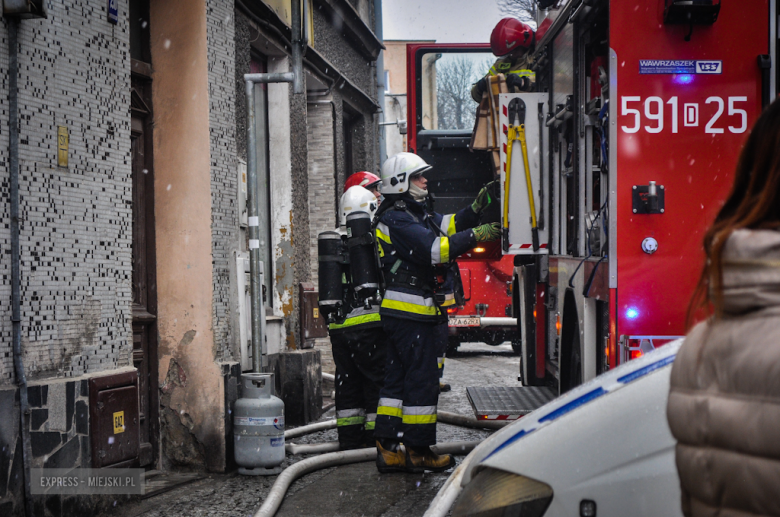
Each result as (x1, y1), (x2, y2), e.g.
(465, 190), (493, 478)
(150, 0), (226, 472)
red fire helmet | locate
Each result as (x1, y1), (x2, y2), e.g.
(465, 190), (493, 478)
(534, 18), (553, 46)
(490, 18), (535, 57)
(344, 171), (381, 193)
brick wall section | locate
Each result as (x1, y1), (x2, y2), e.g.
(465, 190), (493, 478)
(306, 102), (337, 286)
(312, 7), (372, 94)
(207, 0), (238, 361)
(0, 3), (133, 386)
(289, 88), (311, 347)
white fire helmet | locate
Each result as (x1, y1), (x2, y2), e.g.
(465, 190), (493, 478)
(339, 186), (378, 227)
(380, 152), (432, 194)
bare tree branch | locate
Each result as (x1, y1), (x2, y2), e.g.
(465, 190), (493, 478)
(496, 0), (536, 24)
(435, 56), (490, 130)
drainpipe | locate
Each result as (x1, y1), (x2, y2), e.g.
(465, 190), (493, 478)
(374, 0), (387, 165)
(8, 18), (34, 517)
(290, 0), (304, 94)
(245, 72), (295, 372)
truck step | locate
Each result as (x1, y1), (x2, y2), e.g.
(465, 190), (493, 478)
(466, 386), (557, 421)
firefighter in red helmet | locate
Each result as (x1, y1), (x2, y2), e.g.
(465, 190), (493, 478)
(345, 171), (382, 201)
(471, 18), (536, 102)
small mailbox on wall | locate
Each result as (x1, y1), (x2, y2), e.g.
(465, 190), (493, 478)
(89, 371), (140, 468)
(299, 282), (328, 347)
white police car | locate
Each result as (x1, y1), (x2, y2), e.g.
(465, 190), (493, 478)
(452, 339), (684, 517)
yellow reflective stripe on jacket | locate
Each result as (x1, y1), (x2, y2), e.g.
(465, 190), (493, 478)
(507, 69), (536, 78)
(489, 66), (536, 81)
(376, 223), (392, 244)
(381, 290), (439, 316)
(328, 312), (381, 330)
(441, 214), (457, 236)
(430, 236), (450, 264)
(364, 420), (376, 430)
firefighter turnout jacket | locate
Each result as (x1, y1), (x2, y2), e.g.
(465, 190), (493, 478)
(470, 53), (536, 103)
(375, 197), (480, 322)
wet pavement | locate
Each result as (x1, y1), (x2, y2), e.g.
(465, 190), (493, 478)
(109, 342), (519, 517)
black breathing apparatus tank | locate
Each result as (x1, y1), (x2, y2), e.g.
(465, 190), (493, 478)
(317, 231), (346, 321)
(345, 211), (380, 304)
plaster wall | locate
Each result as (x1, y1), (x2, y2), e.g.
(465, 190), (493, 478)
(267, 57), (295, 326)
(150, 0), (225, 471)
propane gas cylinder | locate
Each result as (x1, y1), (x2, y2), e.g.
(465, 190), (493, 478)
(234, 373), (285, 475)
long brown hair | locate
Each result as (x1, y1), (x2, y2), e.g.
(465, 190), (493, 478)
(688, 97), (780, 324)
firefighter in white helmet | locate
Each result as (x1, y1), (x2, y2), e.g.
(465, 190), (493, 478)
(373, 152), (500, 472)
(326, 185), (387, 450)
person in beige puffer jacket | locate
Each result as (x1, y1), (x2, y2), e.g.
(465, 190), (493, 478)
(667, 97), (780, 517)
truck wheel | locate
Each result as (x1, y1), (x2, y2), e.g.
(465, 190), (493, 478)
(511, 340), (522, 355)
(447, 337), (460, 355)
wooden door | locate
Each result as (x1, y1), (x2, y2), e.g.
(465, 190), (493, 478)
(131, 80), (158, 468)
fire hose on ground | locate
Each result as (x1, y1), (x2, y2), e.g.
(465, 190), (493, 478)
(284, 411), (506, 444)
(254, 440), (483, 517)
(266, 411), (507, 516)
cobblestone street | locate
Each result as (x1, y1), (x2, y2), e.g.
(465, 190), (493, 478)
(110, 343), (519, 517)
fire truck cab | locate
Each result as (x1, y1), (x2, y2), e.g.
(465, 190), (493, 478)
(406, 43), (522, 354)
(407, 0), (777, 420)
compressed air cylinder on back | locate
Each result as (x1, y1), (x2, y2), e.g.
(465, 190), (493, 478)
(346, 211), (380, 301)
(317, 231), (346, 321)
(234, 373), (285, 476)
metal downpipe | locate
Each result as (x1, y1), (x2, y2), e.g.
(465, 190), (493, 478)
(373, 0), (387, 164)
(254, 441), (482, 517)
(245, 72), (294, 372)
(290, 0), (304, 94)
(8, 18), (34, 517)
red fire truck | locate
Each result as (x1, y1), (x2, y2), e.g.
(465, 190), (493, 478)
(406, 0), (777, 417)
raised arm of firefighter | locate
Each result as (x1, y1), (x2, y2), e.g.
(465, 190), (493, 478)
(471, 18), (536, 102)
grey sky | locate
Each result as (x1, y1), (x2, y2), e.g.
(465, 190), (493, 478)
(382, 0), (506, 43)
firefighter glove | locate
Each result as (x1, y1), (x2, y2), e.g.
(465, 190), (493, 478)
(472, 180), (498, 214)
(473, 222), (501, 243)
(474, 77), (488, 98)
(506, 74), (530, 91)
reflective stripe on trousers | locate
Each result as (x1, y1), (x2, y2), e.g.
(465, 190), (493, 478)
(365, 413), (377, 431)
(337, 408), (366, 427)
(377, 397), (403, 419)
(401, 405), (437, 425)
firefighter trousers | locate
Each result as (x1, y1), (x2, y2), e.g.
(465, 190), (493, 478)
(375, 315), (444, 447)
(330, 325), (388, 449)
(437, 322), (448, 380)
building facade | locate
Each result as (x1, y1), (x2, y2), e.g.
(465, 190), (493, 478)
(0, 0), (380, 515)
